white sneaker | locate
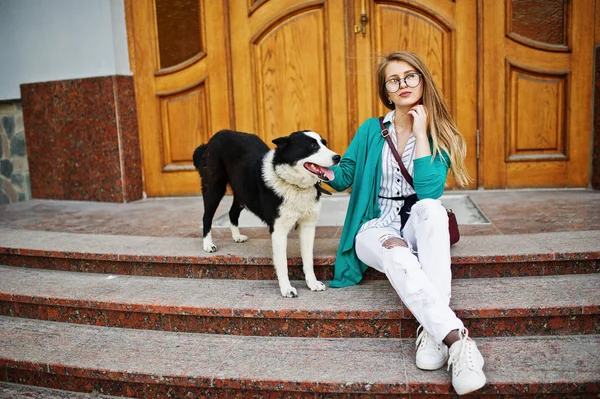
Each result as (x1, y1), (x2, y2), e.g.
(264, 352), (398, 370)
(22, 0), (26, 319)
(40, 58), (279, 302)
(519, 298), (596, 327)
(447, 328), (486, 395)
(415, 325), (448, 370)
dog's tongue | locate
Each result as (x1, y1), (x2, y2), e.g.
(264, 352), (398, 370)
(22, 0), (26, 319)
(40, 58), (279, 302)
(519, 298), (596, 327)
(305, 163), (335, 181)
(319, 166), (334, 181)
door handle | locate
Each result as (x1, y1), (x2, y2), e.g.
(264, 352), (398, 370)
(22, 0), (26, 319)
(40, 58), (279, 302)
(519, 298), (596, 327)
(354, 0), (368, 36)
(360, 0), (368, 37)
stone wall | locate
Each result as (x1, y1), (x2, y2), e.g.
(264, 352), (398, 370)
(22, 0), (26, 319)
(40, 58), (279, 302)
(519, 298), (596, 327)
(20, 76), (143, 202)
(0, 101), (30, 204)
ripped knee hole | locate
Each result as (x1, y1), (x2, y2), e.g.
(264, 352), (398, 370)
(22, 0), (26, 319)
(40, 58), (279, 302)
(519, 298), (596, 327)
(381, 237), (408, 249)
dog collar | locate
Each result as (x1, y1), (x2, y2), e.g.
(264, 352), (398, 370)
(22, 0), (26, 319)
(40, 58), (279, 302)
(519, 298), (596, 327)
(315, 182), (333, 195)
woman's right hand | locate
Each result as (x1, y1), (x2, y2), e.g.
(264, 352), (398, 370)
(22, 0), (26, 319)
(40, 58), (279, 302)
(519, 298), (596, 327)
(408, 104), (428, 139)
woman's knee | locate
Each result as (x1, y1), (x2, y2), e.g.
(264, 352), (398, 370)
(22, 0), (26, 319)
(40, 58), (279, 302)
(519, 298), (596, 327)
(380, 234), (408, 249)
(412, 199), (448, 224)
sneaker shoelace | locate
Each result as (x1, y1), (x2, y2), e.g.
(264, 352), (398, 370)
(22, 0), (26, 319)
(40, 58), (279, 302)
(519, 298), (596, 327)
(416, 325), (442, 351)
(447, 328), (472, 373)
(415, 325), (428, 349)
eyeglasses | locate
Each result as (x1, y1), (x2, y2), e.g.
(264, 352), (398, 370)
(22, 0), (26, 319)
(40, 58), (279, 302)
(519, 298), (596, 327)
(385, 73), (422, 92)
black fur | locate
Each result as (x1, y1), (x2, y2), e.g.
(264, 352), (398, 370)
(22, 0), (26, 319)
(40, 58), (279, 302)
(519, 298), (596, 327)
(272, 129), (323, 166)
(193, 130), (282, 234)
(194, 129), (340, 297)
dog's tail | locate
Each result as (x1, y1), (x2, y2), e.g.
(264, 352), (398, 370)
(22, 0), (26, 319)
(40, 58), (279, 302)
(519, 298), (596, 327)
(192, 144), (207, 171)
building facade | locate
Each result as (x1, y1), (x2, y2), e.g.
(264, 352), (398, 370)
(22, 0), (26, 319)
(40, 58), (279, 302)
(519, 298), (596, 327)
(1, 0), (599, 203)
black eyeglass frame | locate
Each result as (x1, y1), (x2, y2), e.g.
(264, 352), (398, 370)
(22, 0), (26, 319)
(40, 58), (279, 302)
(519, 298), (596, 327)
(384, 73), (422, 92)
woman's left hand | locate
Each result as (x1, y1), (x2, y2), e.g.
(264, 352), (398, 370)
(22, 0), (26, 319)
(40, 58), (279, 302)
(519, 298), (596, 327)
(408, 104), (428, 139)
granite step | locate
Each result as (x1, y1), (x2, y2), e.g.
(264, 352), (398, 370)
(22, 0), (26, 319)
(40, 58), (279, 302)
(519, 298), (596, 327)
(0, 382), (121, 399)
(1, 317), (598, 398)
(1, 266), (598, 338)
(0, 229), (599, 280)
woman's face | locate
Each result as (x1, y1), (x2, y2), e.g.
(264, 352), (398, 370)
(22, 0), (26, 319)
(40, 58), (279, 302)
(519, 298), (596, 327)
(384, 60), (423, 108)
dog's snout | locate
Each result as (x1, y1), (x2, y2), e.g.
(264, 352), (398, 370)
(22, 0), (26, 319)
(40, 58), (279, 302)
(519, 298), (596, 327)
(332, 154), (341, 164)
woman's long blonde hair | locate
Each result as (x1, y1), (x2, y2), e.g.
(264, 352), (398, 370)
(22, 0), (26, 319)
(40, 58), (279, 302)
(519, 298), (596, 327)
(377, 51), (471, 187)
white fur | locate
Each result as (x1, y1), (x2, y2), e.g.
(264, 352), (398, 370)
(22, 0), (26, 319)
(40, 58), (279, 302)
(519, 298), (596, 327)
(262, 150), (323, 297)
(203, 231), (217, 253)
(298, 223), (326, 291)
(260, 131), (337, 297)
(304, 131), (339, 176)
(263, 151), (322, 218)
(230, 224), (248, 243)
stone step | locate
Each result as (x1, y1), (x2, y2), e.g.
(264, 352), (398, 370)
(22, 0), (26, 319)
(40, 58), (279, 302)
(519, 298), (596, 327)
(1, 317), (598, 397)
(0, 382), (121, 399)
(1, 266), (598, 338)
(1, 229), (598, 280)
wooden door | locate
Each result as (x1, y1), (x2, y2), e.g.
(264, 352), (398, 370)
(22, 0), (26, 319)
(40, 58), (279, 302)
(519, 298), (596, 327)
(126, 0), (231, 196)
(349, 0), (478, 188)
(127, 1), (594, 196)
(481, 0), (595, 188)
(228, 0), (350, 154)
(228, 0), (477, 188)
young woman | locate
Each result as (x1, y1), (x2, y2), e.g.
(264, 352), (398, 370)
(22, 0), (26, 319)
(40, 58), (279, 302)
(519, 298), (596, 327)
(328, 51), (485, 395)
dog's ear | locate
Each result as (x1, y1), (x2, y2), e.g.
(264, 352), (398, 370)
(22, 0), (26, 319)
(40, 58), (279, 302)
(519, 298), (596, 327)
(272, 136), (289, 147)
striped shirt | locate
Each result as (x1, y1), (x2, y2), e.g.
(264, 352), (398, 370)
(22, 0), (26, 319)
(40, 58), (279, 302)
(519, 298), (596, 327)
(359, 110), (417, 233)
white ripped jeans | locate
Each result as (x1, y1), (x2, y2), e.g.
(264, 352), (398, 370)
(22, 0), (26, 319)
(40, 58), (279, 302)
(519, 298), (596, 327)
(355, 198), (464, 344)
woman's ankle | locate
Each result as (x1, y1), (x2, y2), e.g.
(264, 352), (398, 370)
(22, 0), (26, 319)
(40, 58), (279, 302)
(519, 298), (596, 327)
(443, 329), (461, 346)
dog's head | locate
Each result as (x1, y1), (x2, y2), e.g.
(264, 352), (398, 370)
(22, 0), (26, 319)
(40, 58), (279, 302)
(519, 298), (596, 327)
(271, 130), (340, 187)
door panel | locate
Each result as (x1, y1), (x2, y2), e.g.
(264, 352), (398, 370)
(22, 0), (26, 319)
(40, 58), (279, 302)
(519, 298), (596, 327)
(481, 0), (594, 188)
(159, 83), (209, 167)
(506, 63), (567, 160)
(352, 0), (478, 188)
(229, 0), (350, 153)
(126, 0), (231, 196)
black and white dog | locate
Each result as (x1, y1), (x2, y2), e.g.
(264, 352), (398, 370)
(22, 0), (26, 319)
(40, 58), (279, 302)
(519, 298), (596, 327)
(193, 129), (340, 297)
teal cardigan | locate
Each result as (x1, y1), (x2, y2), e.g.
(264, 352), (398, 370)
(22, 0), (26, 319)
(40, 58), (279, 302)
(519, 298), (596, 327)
(327, 117), (451, 288)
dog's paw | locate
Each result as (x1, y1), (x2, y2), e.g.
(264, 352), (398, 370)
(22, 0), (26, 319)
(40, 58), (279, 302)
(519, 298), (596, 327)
(232, 234), (248, 243)
(307, 280), (327, 292)
(203, 242), (217, 253)
(280, 286), (298, 298)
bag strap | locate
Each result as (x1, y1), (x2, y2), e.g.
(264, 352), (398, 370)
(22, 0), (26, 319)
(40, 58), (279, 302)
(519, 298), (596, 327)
(379, 116), (414, 188)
